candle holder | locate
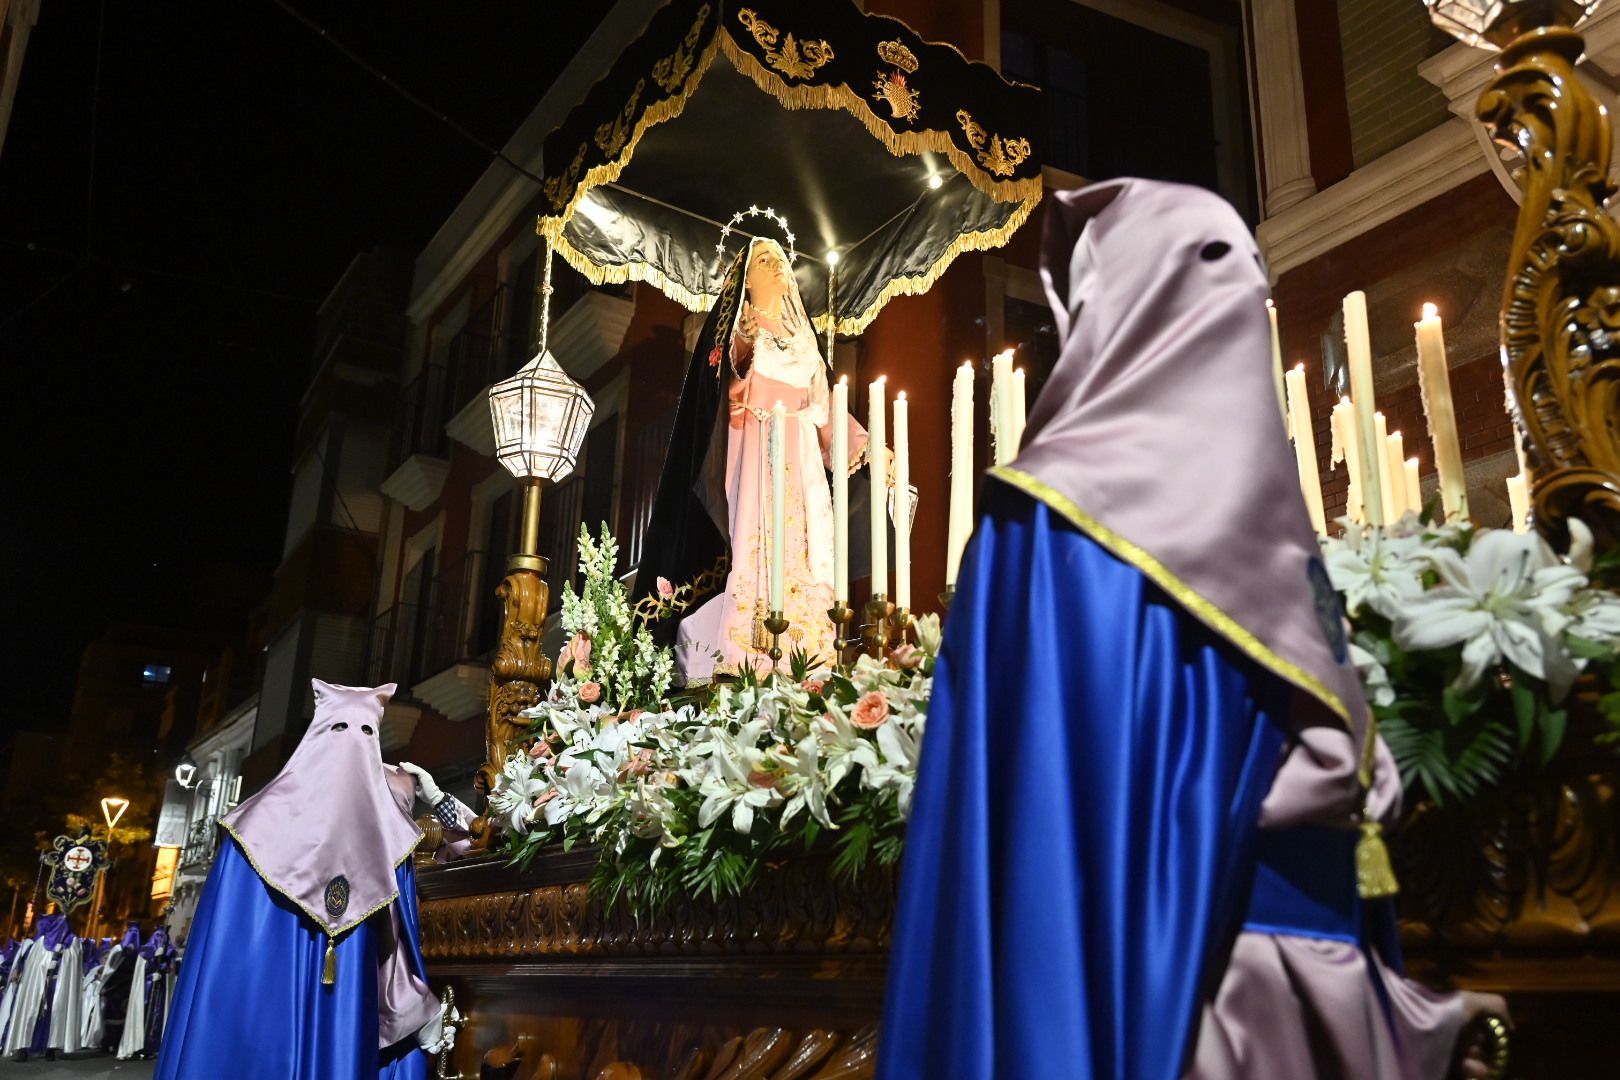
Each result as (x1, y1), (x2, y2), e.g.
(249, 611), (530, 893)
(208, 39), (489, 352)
(763, 609), (791, 668)
(888, 606), (912, 647)
(828, 601), (855, 671)
(863, 594), (895, 659)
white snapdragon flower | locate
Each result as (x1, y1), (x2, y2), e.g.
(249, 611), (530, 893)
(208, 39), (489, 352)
(1394, 528), (1585, 698)
(1348, 639), (1396, 708)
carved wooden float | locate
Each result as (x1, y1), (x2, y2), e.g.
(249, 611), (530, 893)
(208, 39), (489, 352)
(418, 850), (892, 1079)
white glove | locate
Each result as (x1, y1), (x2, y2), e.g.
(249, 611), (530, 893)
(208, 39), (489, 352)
(417, 1001), (458, 1054)
(397, 761), (444, 807)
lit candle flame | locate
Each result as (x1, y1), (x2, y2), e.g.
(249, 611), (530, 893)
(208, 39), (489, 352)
(1422, 302), (1438, 319)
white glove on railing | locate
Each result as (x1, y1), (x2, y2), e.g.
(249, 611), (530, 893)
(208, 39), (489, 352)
(417, 1001), (458, 1055)
(398, 761), (444, 808)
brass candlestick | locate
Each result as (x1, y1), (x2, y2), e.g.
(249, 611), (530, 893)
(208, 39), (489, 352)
(828, 601), (855, 671)
(888, 605), (912, 647)
(863, 594), (895, 659)
(764, 609), (790, 668)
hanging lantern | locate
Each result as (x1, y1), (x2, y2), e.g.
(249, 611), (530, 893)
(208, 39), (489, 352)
(488, 350), (594, 482)
(1423, 0), (1600, 48)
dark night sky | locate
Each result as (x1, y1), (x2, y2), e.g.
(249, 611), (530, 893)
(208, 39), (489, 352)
(0, 3), (607, 727)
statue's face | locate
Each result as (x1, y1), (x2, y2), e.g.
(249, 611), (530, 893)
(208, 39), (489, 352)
(746, 245), (791, 311)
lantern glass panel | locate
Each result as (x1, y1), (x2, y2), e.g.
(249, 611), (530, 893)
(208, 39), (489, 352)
(1424, 0), (1601, 47)
(488, 351), (595, 481)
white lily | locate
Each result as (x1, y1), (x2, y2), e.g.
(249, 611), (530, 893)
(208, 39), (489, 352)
(867, 719), (921, 816)
(694, 728), (780, 835)
(815, 709), (881, 790)
(1394, 528), (1586, 698)
(541, 758), (612, 828)
(486, 753), (551, 834)
(1567, 587), (1620, 646)
(1322, 521), (1425, 619)
(775, 738), (834, 829)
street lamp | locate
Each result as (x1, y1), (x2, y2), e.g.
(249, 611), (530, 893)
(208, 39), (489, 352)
(87, 796), (128, 938)
(475, 243), (593, 804)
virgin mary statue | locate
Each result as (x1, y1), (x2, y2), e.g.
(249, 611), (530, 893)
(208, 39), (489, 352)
(634, 236), (868, 681)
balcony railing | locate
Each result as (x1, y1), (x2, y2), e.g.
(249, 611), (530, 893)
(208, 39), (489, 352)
(627, 406), (676, 571)
(179, 816), (217, 872)
(367, 600), (423, 687)
(388, 364), (453, 471)
(420, 550), (488, 677)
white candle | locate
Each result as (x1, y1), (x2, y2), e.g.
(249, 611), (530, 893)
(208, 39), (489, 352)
(1507, 473), (1530, 533)
(893, 392), (911, 609)
(1269, 300), (1290, 434)
(946, 362), (974, 588)
(1414, 303), (1468, 521)
(1404, 457), (1422, 516)
(1386, 429), (1408, 521)
(770, 401), (786, 612)
(1284, 364), (1327, 533)
(869, 377), (888, 596)
(1331, 397), (1363, 523)
(1374, 412), (1399, 526)
(1344, 291), (1385, 525)
(1011, 367), (1027, 452)
(991, 349), (1014, 465)
(832, 377), (849, 602)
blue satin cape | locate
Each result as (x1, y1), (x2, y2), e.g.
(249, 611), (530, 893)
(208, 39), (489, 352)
(155, 836), (429, 1080)
(877, 486), (1286, 1080)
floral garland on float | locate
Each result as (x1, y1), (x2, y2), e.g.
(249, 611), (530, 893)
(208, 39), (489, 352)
(488, 526), (934, 910)
(1323, 512), (1620, 805)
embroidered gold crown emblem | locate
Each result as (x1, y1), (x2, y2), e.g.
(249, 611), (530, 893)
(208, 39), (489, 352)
(876, 39), (919, 74)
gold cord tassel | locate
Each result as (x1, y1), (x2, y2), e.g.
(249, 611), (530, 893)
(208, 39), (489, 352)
(1356, 820), (1399, 899)
(322, 934), (336, 986)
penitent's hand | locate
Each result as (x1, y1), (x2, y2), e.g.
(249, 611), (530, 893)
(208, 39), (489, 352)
(397, 761), (445, 808)
(1453, 991), (1510, 1079)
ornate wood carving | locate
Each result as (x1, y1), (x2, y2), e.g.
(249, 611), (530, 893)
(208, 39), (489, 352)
(475, 1025), (876, 1080)
(1478, 23), (1620, 544)
(478, 568), (553, 798)
(419, 855), (894, 962)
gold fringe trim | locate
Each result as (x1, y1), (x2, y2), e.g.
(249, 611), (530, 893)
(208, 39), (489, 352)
(990, 466), (1353, 727)
(218, 819), (422, 939)
(1355, 820), (1399, 898)
(536, 24), (1041, 334)
(713, 31), (1042, 206)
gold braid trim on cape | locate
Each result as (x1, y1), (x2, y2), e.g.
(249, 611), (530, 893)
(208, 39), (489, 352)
(989, 466), (1353, 728)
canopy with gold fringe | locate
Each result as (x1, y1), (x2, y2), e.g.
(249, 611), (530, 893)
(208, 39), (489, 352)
(537, 0), (1043, 337)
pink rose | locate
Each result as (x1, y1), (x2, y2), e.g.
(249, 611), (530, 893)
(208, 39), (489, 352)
(851, 691), (889, 730)
(801, 678), (825, 695)
(657, 576), (676, 600)
(528, 741), (554, 760)
(579, 681), (602, 704)
(532, 789), (559, 809)
(747, 769), (777, 790)
(888, 644), (923, 671)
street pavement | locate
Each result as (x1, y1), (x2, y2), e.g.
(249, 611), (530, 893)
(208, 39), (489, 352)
(0, 1052), (154, 1077)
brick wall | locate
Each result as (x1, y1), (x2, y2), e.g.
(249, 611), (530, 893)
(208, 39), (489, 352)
(1338, 0), (1453, 167)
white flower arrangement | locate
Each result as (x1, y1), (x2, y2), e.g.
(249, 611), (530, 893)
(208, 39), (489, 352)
(491, 523), (937, 907)
(1320, 514), (1620, 803)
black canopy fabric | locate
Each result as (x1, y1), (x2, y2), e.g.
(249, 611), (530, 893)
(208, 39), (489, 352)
(537, 0), (1043, 336)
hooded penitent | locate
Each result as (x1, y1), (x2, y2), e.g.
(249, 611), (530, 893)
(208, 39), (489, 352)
(220, 680), (421, 958)
(878, 180), (1372, 1080)
(1001, 178), (1367, 745)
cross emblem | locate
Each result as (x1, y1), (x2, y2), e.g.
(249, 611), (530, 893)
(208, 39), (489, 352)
(63, 846), (93, 873)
